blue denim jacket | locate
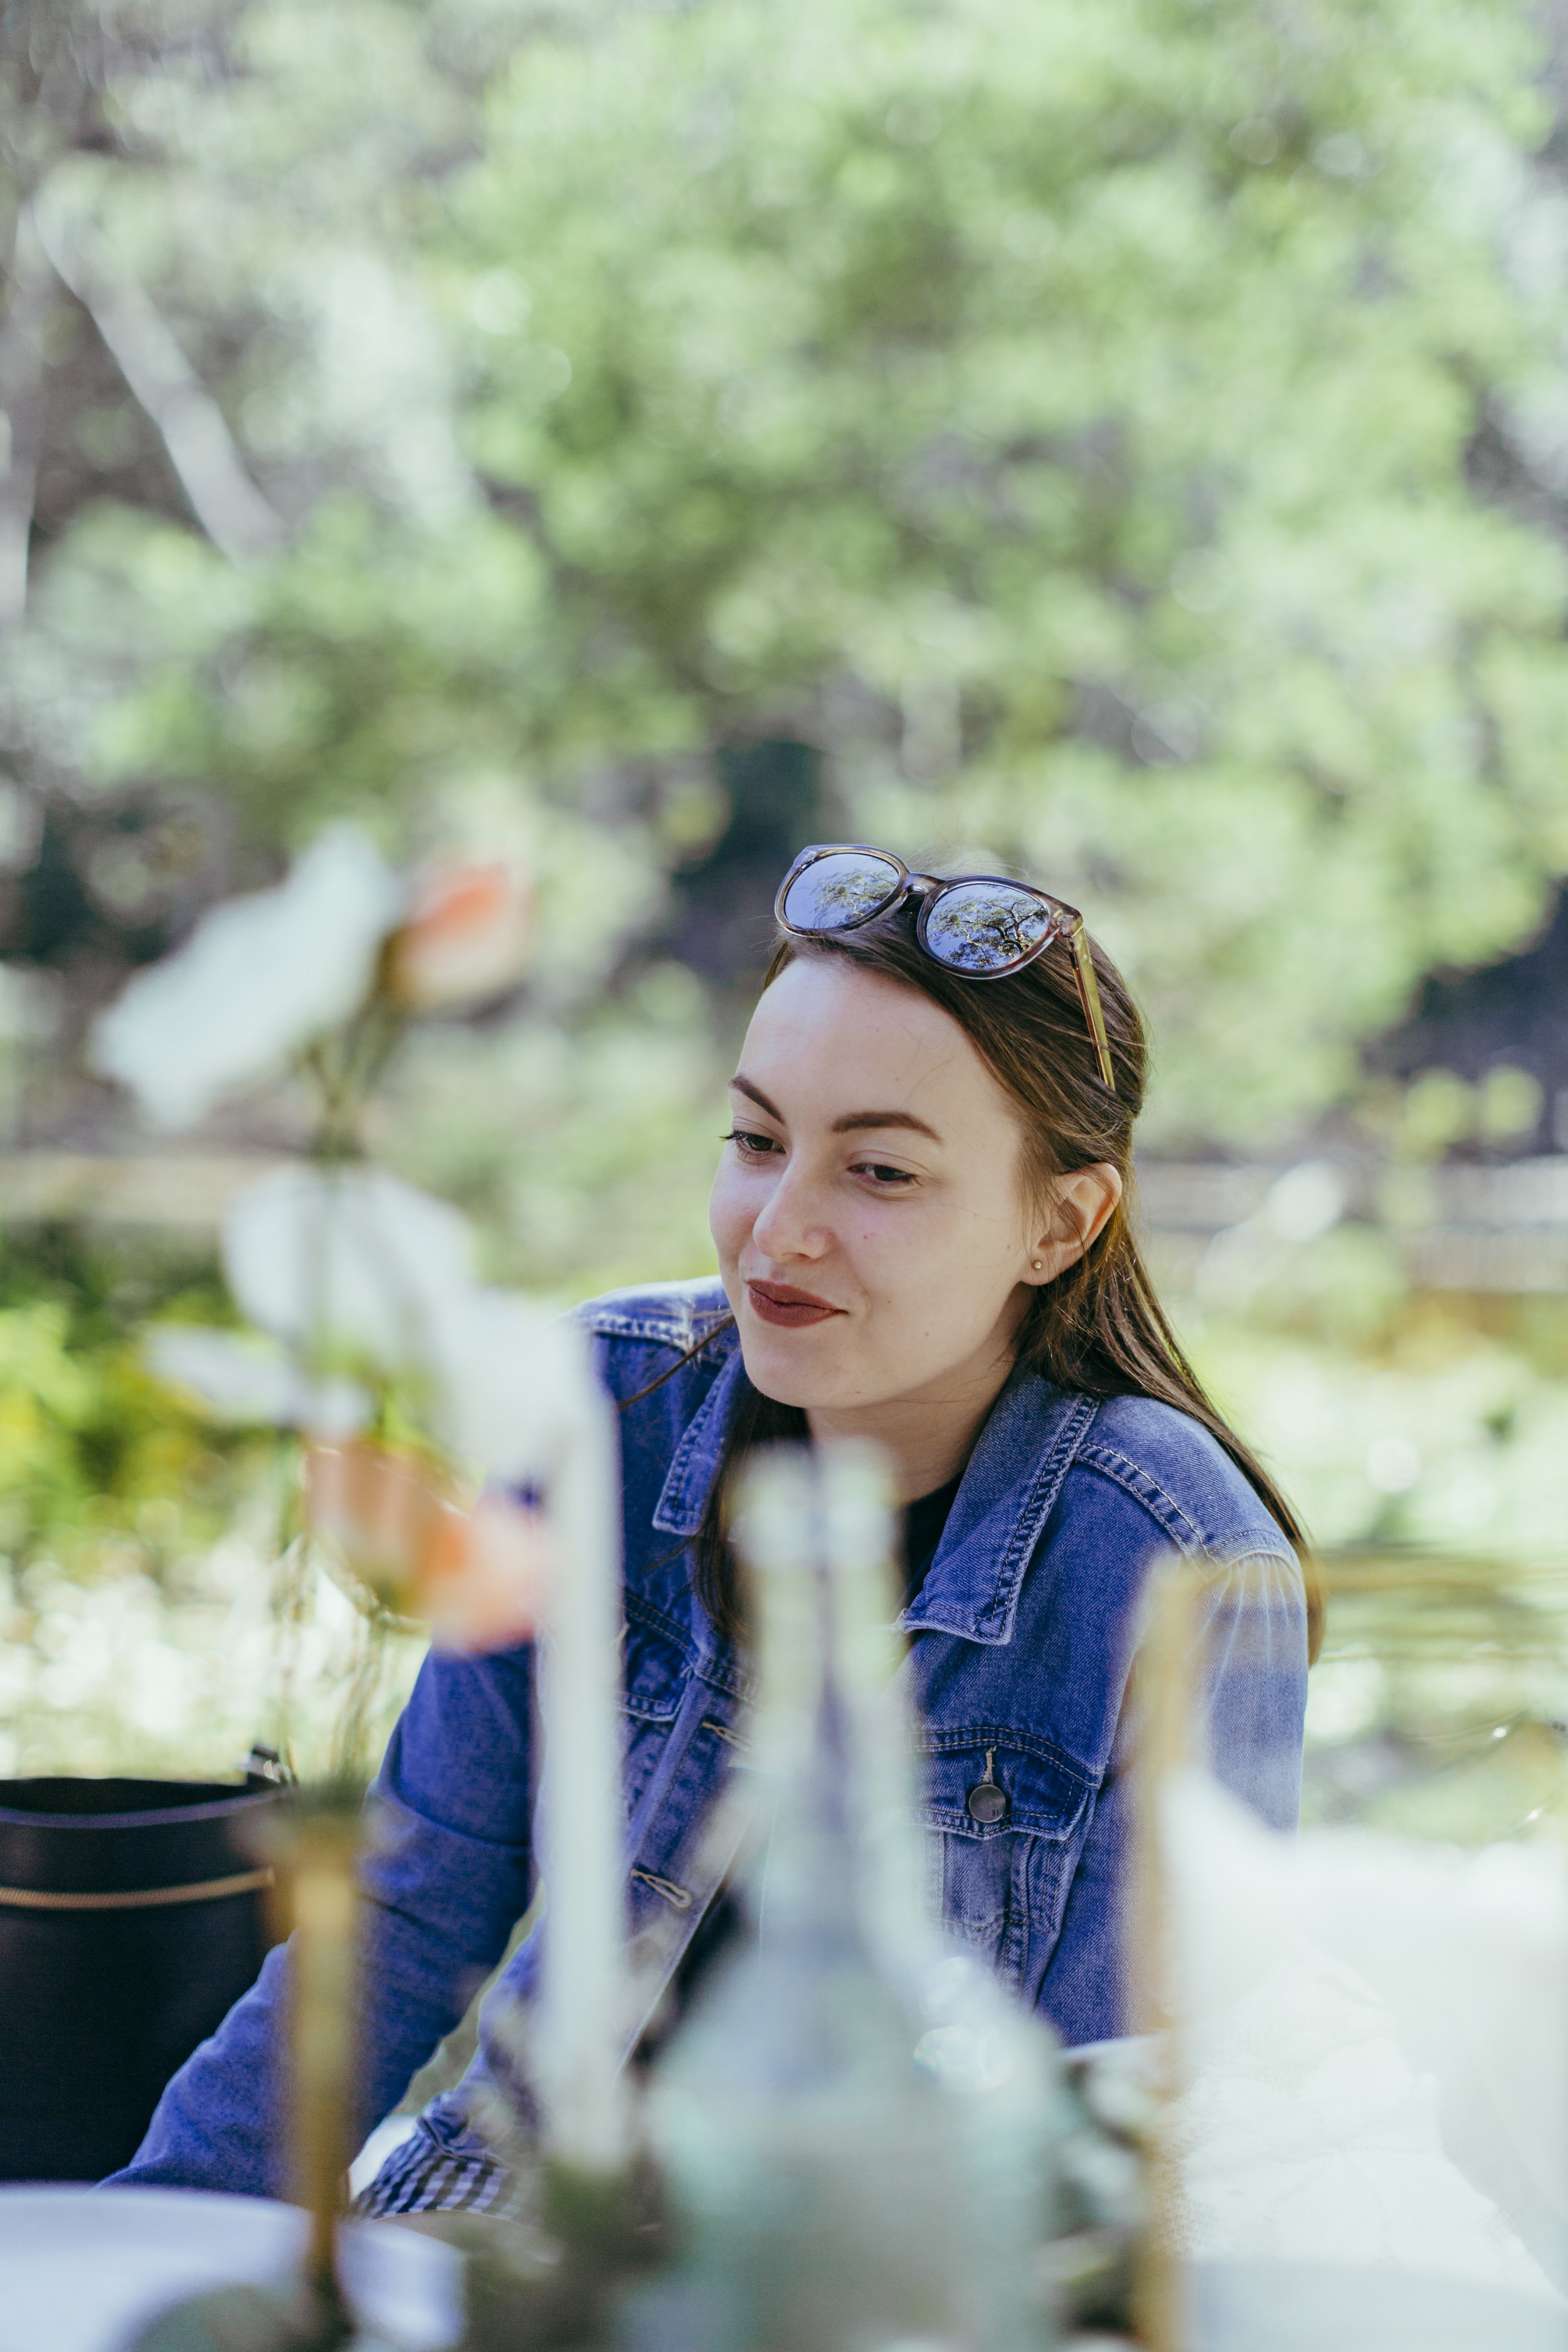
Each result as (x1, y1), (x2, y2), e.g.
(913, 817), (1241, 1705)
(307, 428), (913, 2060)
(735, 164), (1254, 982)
(109, 1278), (1306, 2200)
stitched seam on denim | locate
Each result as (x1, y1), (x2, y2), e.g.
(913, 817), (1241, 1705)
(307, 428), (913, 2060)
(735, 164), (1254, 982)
(623, 1587), (701, 1668)
(923, 1814), (1079, 1845)
(1002, 1838), (1030, 1984)
(1073, 1447), (1296, 1571)
(579, 1297), (733, 1343)
(1074, 1446), (1295, 1571)
(660, 1407), (712, 1520)
(1191, 1532), (1300, 1572)
(1073, 1442), (1209, 1552)
(953, 1909), (1007, 1938)
(915, 1725), (1097, 1787)
(992, 1392), (1104, 1599)
(622, 1675), (718, 1876)
(903, 1394), (1101, 1639)
(623, 1693), (684, 1725)
(938, 1843), (1005, 1940)
(694, 1647), (756, 1702)
(620, 1727), (666, 1821)
(976, 1394), (1102, 1631)
(587, 1314), (735, 1349)
(920, 1794), (1089, 1843)
(581, 1313), (692, 1342)
(652, 1355), (743, 1532)
(1030, 1823), (1076, 1952)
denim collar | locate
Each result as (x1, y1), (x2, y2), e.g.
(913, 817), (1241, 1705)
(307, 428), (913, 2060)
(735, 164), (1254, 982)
(902, 1369), (1099, 1645)
(650, 1336), (1101, 1649)
(650, 1332), (747, 1540)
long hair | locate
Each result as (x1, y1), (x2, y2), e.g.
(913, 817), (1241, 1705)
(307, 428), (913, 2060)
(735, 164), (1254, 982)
(683, 888), (1321, 1658)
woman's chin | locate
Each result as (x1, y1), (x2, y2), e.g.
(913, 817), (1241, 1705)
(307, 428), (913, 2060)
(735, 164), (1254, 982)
(736, 1323), (844, 1411)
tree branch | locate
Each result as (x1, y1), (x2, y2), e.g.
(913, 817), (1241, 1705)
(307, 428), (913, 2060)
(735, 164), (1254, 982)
(0, 209), (57, 634)
(29, 193), (286, 567)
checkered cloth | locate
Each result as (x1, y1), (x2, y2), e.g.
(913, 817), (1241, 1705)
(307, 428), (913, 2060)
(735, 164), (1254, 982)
(352, 2112), (513, 2217)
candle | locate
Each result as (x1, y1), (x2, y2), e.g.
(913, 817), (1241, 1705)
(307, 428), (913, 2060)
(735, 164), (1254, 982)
(280, 1797), (362, 2323)
(535, 1327), (628, 2176)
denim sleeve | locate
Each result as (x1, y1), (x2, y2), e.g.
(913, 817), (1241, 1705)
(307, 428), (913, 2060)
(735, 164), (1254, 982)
(1039, 1548), (1306, 2048)
(1196, 1545), (1308, 1832)
(100, 1643), (536, 2196)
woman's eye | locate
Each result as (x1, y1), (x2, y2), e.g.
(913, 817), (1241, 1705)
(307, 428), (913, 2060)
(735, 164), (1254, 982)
(855, 1161), (918, 1188)
(722, 1128), (780, 1158)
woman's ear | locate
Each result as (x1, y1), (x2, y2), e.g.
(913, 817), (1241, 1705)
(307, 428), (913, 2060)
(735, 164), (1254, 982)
(1024, 1163), (1123, 1284)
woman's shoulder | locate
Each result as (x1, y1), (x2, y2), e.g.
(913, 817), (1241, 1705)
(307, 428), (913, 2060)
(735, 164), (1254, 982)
(572, 1277), (736, 1401)
(1064, 1388), (1295, 1568)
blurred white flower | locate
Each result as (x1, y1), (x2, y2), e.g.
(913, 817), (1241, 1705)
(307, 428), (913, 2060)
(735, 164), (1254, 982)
(426, 1288), (585, 1481)
(223, 1163), (476, 1370)
(92, 825), (406, 1130)
(146, 1325), (371, 1436)
(218, 1160), (587, 1492)
(384, 861), (534, 1011)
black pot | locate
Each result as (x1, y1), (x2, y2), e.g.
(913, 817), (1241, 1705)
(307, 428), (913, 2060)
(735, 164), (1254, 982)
(0, 1775), (287, 2183)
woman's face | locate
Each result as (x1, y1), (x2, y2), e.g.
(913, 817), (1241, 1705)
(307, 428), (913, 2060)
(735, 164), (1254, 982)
(709, 955), (1099, 1422)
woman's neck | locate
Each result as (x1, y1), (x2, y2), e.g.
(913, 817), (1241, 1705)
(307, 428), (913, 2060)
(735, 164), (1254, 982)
(804, 1340), (1015, 1505)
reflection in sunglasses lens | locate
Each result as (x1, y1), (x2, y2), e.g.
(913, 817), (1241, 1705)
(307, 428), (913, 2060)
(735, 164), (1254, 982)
(782, 851), (903, 932)
(923, 882), (1056, 972)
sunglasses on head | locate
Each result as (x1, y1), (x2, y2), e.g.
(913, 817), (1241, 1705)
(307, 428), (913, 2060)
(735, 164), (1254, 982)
(774, 842), (1116, 1094)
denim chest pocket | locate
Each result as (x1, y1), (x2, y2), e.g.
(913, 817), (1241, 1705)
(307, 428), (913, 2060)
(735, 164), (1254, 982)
(917, 1734), (1096, 1991)
(620, 1608), (691, 1818)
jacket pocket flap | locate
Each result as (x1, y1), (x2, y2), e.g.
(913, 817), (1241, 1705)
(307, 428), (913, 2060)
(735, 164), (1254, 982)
(916, 1734), (1094, 1841)
(622, 1602), (691, 1724)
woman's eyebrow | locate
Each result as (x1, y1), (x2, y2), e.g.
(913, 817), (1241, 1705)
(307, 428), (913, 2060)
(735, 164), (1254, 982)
(730, 1074), (784, 1120)
(832, 1108), (943, 1142)
(729, 1073), (941, 1145)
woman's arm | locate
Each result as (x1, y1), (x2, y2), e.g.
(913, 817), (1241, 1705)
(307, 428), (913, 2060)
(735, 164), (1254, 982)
(101, 1643), (537, 2196)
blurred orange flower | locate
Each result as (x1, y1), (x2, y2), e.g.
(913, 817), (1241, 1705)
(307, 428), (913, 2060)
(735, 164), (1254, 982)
(303, 1439), (549, 1653)
(383, 862), (534, 1011)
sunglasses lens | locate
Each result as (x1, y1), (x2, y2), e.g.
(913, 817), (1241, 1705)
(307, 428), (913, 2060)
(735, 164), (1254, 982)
(780, 850), (904, 933)
(922, 881), (1059, 973)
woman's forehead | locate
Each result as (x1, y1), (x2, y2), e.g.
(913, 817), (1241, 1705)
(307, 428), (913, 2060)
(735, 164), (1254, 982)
(738, 957), (1016, 1134)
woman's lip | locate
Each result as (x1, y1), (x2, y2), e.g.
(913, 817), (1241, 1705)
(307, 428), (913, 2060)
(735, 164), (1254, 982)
(745, 1281), (844, 1329)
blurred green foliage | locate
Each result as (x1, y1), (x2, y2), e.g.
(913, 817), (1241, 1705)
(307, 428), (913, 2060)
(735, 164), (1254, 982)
(5, 0), (1568, 1767)
(0, 1223), (430, 1779)
(11, 0), (1568, 1149)
(0, 1226), (266, 1566)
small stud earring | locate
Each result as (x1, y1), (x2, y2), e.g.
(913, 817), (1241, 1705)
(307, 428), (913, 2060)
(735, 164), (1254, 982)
(1030, 1258), (1043, 1271)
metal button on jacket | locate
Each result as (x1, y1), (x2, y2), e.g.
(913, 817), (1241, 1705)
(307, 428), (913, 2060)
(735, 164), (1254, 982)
(966, 1746), (1009, 1825)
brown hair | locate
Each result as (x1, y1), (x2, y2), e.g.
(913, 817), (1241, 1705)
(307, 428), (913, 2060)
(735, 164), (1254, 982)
(684, 889), (1321, 1657)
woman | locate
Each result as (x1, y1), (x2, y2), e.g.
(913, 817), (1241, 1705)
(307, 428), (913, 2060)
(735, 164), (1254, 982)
(108, 844), (1311, 2212)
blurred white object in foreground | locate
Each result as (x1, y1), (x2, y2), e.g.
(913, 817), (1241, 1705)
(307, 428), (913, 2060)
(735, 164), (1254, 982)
(224, 1163), (475, 1367)
(0, 2185), (461, 2352)
(144, 1322), (373, 1435)
(91, 826), (405, 1130)
(1162, 1767), (1568, 2302)
(532, 1328), (628, 2176)
(184, 1160), (582, 1485)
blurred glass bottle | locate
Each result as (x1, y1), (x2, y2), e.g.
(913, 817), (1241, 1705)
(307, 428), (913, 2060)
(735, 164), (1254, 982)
(641, 1442), (1060, 2352)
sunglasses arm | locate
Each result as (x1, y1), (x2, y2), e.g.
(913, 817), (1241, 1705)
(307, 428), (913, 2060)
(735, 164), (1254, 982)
(1068, 920), (1117, 1094)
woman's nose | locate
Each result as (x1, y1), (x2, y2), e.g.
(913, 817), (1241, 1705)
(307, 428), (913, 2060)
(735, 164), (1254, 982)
(750, 1164), (829, 1261)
